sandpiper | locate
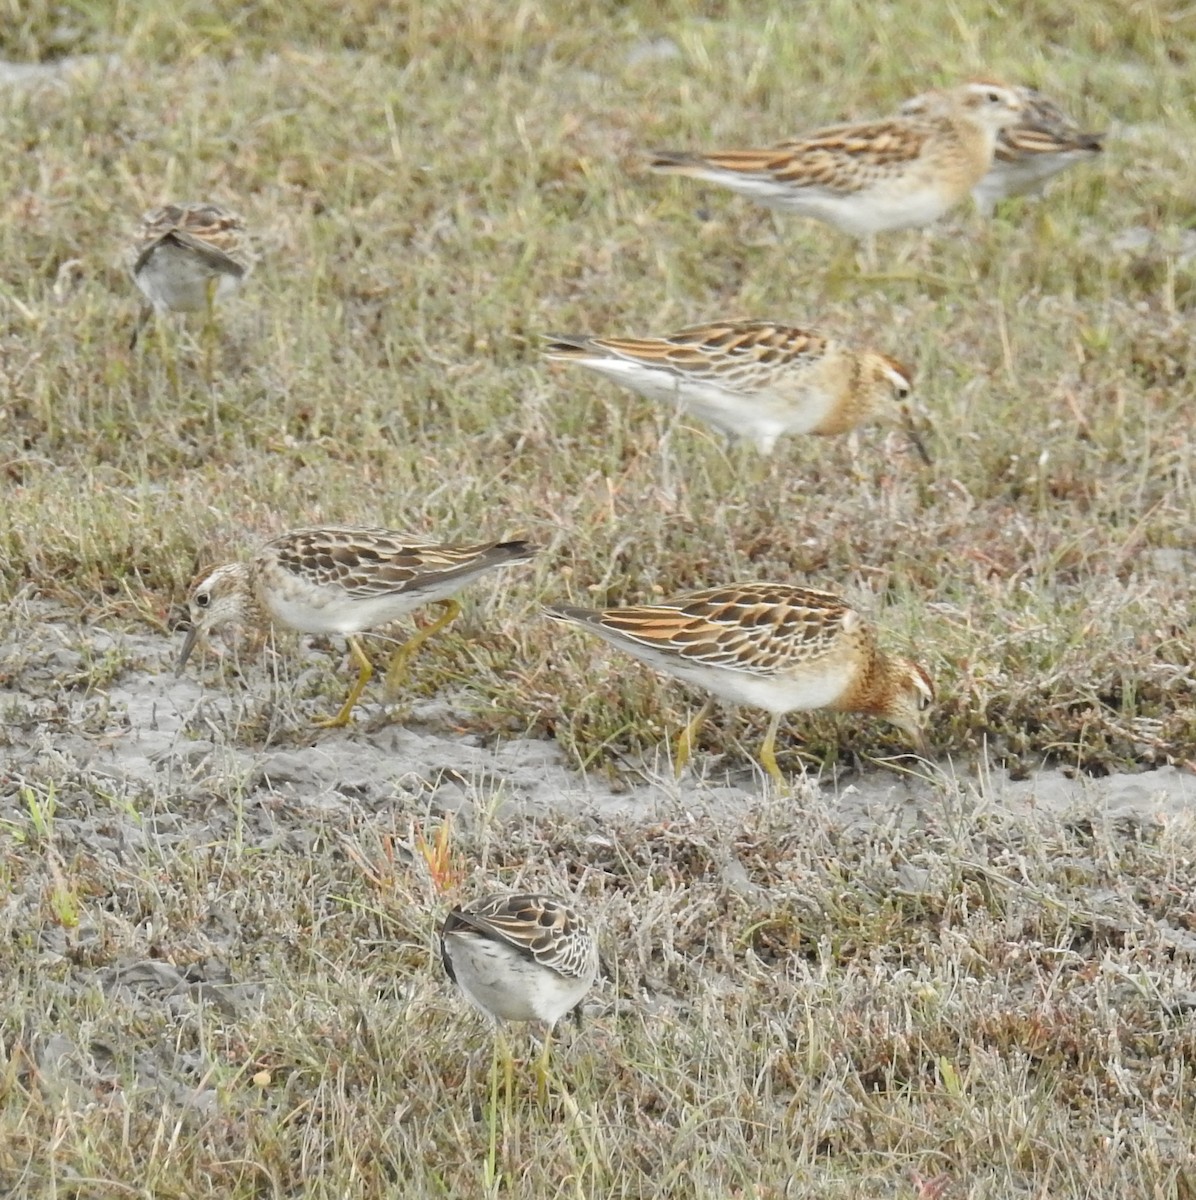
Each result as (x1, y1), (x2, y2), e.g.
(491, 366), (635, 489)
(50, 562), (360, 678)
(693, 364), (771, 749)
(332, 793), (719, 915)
(441, 892), (599, 1029)
(546, 582), (933, 784)
(129, 201), (253, 348)
(649, 82), (1024, 241)
(544, 319), (927, 461)
(178, 526), (537, 727)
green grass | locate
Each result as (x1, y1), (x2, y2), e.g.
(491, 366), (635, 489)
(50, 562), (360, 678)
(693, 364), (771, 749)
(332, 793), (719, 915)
(2, 1), (1196, 1194)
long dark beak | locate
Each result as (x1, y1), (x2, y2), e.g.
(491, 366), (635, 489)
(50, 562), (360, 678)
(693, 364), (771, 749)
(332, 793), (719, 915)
(176, 625), (202, 674)
(901, 404), (933, 467)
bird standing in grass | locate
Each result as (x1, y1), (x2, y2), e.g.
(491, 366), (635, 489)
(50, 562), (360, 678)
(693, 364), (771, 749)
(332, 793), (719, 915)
(546, 583), (933, 786)
(544, 319), (928, 463)
(442, 892), (599, 1104)
(649, 82), (1024, 262)
(177, 527), (537, 727)
(900, 83), (1104, 216)
(441, 892), (599, 1030)
(129, 201), (253, 349)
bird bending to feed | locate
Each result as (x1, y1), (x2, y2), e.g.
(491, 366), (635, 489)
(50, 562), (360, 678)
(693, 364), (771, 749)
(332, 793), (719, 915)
(441, 893), (599, 1029)
(546, 582), (933, 785)
(649, 82), (1024, 239)
(900, 83), (1104, 215)
(129, 201), (253, 348)
(544, 320), (929, 463)
(177, 526), (537, 727)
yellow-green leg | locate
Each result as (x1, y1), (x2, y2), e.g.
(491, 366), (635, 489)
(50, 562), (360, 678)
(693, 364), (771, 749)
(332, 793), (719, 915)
(534, 1024), (554, 1105)
(202, 276), (220, 383)
(1032, 203), (1059, 243)
(384, 599), (461, 696)
(314, 635), (374, 728)
(901, 405), (933, 467)
(152, 311), (182, 396)
(821, 239), (860, 298)
(859, 234), (879, 274)
(759, 711), (787, 789)
(130, 304), (153, 351)
(673, 697), (713, 778)
(483, 1029), (511, 1188)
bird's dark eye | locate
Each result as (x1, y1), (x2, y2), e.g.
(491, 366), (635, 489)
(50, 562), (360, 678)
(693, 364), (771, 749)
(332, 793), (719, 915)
(195, 591), (211, 609)
(895, 382), (911, 400)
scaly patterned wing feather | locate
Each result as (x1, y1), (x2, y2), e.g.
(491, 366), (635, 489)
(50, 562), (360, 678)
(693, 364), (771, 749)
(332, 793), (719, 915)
(602, 321), (829, 387)
(997, 122), (1103, 161)
(548, 321), (830, 394)
(578, 583), (861, 676)
(665, 119), (935, 197)
(444, 894), (593, 980)
(652, 117), (935, 196)
(268, 528), (535, 599)
(133, 203), (250, 274)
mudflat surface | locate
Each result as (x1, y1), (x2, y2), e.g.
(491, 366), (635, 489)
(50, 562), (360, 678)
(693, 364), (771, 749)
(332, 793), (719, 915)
(6, 608), (1192, 839)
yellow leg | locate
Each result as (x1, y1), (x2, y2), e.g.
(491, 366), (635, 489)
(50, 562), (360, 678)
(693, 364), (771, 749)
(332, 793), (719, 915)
(534, 1024), (554, 1105)
(860, 234), (878, 273)
(483, 1030), (506, 1188)
(759, 712), (786, 789)
(821, 239), (857, 298)
(384, 599), (461, 696)
(314, 635), (374, 728)
(130, 304), (152, 351)
(901, 405), (933, 467)
(153, 312), (181, 396)
(673, 697), (713, 778)
(1033, 203), (1059, 244)
(501, 1031), (515, 1117)
(202, 276), (219, 383)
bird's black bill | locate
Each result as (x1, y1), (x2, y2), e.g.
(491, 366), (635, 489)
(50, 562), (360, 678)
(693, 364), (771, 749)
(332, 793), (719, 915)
(176, 625), (201, 674)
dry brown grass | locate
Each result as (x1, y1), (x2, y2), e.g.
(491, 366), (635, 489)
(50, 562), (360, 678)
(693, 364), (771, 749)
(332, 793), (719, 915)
(2, 1), (1196, 1195)
(3, 2), (1194, 772)
(3, 768), (1196, 1197)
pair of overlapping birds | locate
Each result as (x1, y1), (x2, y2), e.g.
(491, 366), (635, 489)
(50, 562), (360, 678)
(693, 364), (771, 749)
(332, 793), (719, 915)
(135, 81), (1100, 1030)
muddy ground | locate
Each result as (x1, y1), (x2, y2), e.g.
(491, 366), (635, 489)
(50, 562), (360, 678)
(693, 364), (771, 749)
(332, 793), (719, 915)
(5, 605), (1193, 842)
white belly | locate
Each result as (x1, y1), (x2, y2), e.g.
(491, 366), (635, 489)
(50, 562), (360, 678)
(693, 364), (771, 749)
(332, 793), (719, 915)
(577, 359), (832, 450)
(686, 167), (959, 235)
(680, 386), (834, 448)
(612, 640), (852, 715)
(260, 572), (468, 636)
(780, 185), (956, 235)
(135, 243), (243, 313)
(263, 588), (417, 635)
(445, 934), (589, 1026)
